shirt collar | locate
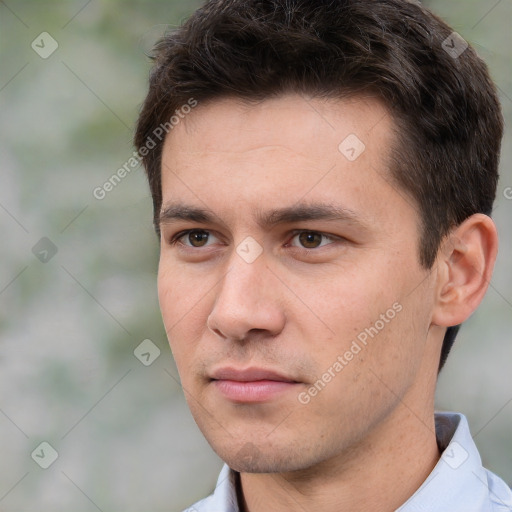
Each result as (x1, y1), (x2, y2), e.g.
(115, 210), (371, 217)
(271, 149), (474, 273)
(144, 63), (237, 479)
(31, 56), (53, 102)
(397, 412), (511, 511)
(188, 462), (240, 512)
(189, 412), (512, 512)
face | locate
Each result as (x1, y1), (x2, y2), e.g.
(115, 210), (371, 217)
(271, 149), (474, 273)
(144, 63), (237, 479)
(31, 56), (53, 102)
(158, 94), (439, 473)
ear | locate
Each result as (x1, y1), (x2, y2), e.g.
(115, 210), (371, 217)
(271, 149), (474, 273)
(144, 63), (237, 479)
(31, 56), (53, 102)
(431, 214), (498, 328)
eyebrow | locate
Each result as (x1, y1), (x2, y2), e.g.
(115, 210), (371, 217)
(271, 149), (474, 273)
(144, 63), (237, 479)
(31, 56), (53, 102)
(158, 201), (368, 231)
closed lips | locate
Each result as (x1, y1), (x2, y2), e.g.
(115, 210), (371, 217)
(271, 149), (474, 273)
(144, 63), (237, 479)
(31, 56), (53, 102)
(209, 367), (299, 383)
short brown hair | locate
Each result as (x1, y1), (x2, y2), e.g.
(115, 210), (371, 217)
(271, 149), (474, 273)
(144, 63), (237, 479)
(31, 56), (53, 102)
(134, 0), (503, 371)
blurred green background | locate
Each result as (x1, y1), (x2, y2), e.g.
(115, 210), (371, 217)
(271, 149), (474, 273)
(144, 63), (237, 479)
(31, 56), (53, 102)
(0, 1), (510, 510)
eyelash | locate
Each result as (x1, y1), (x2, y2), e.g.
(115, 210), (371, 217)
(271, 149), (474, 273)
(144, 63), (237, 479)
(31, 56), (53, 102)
(168, 229), (340, 251)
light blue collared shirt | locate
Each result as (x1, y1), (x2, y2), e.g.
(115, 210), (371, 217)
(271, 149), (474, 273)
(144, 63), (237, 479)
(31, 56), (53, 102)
(185, 412), (512, 511)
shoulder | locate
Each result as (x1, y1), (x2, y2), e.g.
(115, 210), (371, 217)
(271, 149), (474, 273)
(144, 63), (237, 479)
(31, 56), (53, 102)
(485, 468), (512, 511)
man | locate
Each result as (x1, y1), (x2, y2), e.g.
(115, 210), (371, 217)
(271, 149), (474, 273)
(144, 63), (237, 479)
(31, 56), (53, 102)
(134, 0), (512, 510)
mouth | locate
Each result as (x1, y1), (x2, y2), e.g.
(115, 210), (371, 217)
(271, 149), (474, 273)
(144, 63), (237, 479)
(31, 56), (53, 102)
(209, 366), (301, 403)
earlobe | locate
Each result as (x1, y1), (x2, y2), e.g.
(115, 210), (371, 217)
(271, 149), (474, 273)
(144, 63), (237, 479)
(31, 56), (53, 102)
(431, 214), (498, 328)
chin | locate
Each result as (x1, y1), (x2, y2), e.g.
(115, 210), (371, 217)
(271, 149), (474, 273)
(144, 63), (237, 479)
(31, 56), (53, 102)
(210, 438), (312, 473)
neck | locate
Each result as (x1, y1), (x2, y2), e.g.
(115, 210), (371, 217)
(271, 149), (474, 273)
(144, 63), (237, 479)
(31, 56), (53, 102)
(237, 399), (441, 512)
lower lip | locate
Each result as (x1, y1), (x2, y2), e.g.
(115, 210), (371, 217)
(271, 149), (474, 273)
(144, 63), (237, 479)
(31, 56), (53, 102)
(212, 379), (299, 402)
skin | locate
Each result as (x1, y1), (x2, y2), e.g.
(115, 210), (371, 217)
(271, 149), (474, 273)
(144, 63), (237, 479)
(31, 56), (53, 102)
(157, 94), (498, 512)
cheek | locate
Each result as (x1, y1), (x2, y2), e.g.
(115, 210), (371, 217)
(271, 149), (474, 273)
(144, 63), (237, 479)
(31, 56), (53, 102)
(158, 260), (206, 324)
(157, 264), (175, 320)
(290, 262), (423, 380)
(157, 262), (208, 367)
(289, 264), (396, 345)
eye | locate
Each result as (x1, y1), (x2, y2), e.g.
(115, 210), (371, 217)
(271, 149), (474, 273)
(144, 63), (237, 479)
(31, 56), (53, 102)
(168, 229), (340, 251)
(288, 230), (338, 249)
(171, 229), (220, 248)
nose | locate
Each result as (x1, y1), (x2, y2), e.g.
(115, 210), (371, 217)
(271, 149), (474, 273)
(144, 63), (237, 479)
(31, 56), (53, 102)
(206, 249), (286, 342)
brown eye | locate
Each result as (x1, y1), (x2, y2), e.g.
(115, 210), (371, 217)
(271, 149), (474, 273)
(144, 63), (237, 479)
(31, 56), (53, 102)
(288, 230), (339, 251)
(187, 230), (209, 247)
(298, 231), (323, 248)
(169, 229), (223, 249)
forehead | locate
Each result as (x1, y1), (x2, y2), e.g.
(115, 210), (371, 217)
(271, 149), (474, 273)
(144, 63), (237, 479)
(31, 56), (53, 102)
(163, 94), (392, 162)
(159, 93), (415, 233)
